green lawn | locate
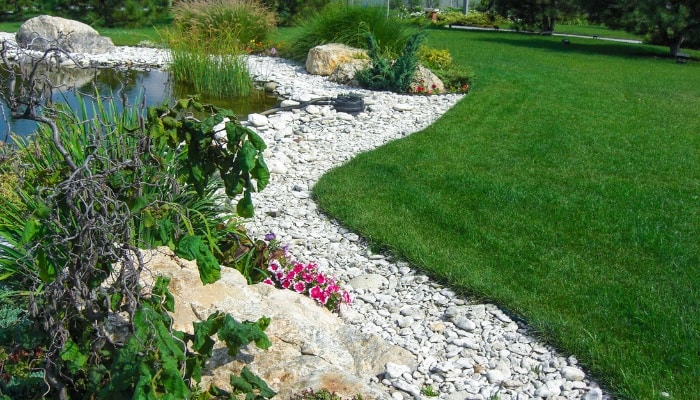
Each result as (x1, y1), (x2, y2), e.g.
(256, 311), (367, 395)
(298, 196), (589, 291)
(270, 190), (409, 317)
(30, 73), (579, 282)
(313, 28), (700, 399)
(554, 24), (646, 41)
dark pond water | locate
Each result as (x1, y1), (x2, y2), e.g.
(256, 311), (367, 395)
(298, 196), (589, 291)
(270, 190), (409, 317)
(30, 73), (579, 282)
(0, 67), (279, 142)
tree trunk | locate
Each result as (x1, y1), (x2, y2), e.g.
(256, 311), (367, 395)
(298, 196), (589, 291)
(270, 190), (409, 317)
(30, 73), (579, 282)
(541, 15), (556, 32)
(669, 34), (685, 57)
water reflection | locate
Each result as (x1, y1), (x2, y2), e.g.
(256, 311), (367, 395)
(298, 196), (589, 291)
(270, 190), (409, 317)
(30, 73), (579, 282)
(0, 67), (278, 141)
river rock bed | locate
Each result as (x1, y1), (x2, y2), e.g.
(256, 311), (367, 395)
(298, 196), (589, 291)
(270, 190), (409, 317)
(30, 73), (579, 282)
(0, 32), (610, 400)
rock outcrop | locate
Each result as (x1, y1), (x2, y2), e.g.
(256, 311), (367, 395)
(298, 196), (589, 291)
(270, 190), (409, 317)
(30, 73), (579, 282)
(16, 15), (115, 54)
(409, 64), (445, 94)
(306, 43), (367, 76)
(142, 247), (416, 399)
(328, 58), (370, 86)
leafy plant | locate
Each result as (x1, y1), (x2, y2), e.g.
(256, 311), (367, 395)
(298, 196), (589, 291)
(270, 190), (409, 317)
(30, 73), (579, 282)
(287, 4), (418, 62)
(417, 45), (453, 70)
(435, 10), (508, 28)
(0, 40), (273, 396)
(356, 32), (424, 93)
(415, 45), (472, 94)
(420, 384), (440, 397)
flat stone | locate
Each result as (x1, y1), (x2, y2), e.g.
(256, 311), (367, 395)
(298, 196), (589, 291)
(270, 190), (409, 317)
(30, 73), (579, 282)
(393, 103), (414, 112)
(348, 274), (388, 291)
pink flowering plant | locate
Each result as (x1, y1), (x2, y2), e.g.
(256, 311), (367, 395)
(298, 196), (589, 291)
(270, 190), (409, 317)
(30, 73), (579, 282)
(261, 233), (351, 312)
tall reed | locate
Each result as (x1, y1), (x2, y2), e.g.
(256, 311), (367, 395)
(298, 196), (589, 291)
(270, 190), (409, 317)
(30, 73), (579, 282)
(168, 49), (254, 98)
(166, 0), (277, 98)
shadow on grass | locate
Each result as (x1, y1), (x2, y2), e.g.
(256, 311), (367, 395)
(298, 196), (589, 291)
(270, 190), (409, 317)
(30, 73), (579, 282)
(459, 29), (680, 61)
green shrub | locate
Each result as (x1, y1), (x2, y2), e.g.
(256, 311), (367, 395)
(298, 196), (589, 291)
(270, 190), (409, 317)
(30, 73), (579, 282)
(415, 45), (472, 94)
(356, 32), (424, 93)
(417, 45), (453, 70)
(287, 3), (418, 62)
(436, 10), (508, 28)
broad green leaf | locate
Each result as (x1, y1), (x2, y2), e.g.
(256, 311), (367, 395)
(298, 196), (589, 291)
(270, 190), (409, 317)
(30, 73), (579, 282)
(252, 156), (270, 192)
(161, 357), (190, 397)
(192, 312), (224, 355)
(162, 116), (180, 129)
(60, 340), (88, 375)
(230, 367), (276, 399)
(175, 98), (191, 110)
(201, 115), (223, 134)
(153, 276), (176, 312)
(246, 129), (267, 152)
(129, 196), (151, 214)
(176, 235), (221, 284)
(21, 218), (39, 244)
(37, 248), (56, 283)
(218, 108), (236, 118)
(190, 163), (206, 196)
(236, 191), (254, 218)
(218, 315), (271, 357)
(142, 209), (156, 229)
(239, 141), (257, 172)
(226, 124), (246, 149)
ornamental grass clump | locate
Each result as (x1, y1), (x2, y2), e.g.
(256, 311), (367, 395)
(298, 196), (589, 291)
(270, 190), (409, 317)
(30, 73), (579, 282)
(288, 3), (418, 63)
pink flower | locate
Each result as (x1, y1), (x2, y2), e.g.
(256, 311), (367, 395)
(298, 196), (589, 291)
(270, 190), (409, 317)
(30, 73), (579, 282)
(281, 280), (292, 289)
(306, 263), (316, 271)
(268, 260), (281, 273)
(263, 278), (275, 286)
(293, 281), (306, 293)
(285, 270), (297, 281)
(318, 291), (329, 305)
(315, 274), (327, 285)
(327, 283), (340, 293)
(342, 291), (352, 304)
(302, 272), (314, 283)
(309, 285), (323, 301)
(292, 262), (304, 274)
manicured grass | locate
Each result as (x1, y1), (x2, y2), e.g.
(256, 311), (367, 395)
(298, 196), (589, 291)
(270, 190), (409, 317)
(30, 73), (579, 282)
(554, 24), (645, 41)
(95, 26), (165, 46)
(313, 28), (700, 399)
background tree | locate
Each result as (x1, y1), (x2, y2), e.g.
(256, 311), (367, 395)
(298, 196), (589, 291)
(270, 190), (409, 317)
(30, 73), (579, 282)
(260, 0), (331, 26)
(584, 0), (699, 56)
(41, 0), (170, 27)
(490, 0), (581, 32)
(0, 0), (35, 21)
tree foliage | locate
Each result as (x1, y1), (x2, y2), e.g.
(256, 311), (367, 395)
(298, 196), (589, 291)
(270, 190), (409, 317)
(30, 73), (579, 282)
(40, 0), (170, 27)
(489, 0), (581, 32)
(584, 0), (700, 55)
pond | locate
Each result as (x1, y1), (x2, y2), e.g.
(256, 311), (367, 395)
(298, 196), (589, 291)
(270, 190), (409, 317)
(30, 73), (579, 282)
(0, 67), (279, 142)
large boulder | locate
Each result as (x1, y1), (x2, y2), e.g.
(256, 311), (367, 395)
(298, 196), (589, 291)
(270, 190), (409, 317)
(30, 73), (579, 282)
(306, 43), (367, 76)
(16, 15), (115, 54)
(329, 58), (370, 86)
(142, 247), (416, 399)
